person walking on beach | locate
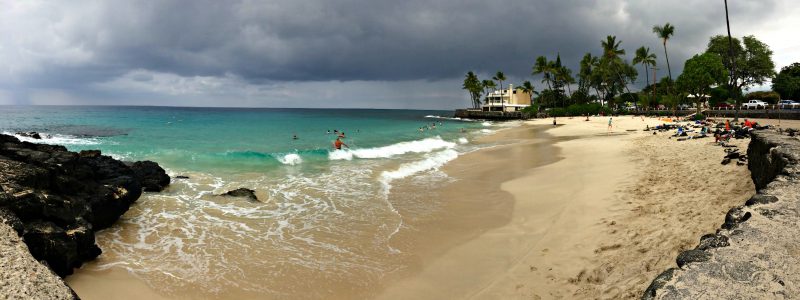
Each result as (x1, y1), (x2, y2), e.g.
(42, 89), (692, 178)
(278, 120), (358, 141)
(333, 137), (348, 150)
(608, 117), (613, 132)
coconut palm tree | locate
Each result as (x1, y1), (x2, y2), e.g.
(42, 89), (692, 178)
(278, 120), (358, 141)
(579, 53), (599, 95)
(521, 80), (536, 104)
(601, 35), (625, 59)
(533, 56), (552, 91)
(481, 79), (496, 104)
(653, 23), (675, 84)
(462, 71), (482, 108)
(493, 71), (507, 112)
(633, 47), (657, 91)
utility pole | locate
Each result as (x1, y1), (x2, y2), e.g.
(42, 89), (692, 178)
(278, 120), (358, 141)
(725, 0), (739, 121)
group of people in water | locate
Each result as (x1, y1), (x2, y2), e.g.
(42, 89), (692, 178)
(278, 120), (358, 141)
(419, 122), (443, 132)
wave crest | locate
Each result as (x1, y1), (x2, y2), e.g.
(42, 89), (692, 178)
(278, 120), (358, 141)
(328, 136), (456, 161)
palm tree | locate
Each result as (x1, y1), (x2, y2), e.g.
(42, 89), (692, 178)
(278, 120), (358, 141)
(533, 56), (552, 91)
(481, 79), (496, 104)
(521, 80), (537, 107)
(653, 23), (675, 86)
(633, 46), (657, 109)
(579, 53), (599, 95)
(462, 71), (482, 108)
(493, 71), (507, 112)
(601, 35), (625, 59)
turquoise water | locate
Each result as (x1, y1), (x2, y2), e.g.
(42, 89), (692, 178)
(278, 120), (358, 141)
(0, 106), (481, 173)
(1, 106), (504, 298)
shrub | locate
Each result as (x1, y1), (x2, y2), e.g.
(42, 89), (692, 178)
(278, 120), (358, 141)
(693, 113), (705, 121)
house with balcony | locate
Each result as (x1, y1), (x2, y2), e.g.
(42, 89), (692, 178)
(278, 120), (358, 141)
(481, 84), (532, 112)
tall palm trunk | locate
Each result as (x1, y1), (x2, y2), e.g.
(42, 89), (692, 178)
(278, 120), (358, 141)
(663, 40), (672, 93)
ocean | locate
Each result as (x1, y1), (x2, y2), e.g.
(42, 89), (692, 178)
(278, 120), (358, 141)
(0, 106), (507, 298)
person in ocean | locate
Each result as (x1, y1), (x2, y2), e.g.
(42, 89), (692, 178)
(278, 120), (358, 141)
(333, 137), (348, 150)
(338, 131), (345, 138)
(292, 134), (298, 140)
(326, 130), (331, 134)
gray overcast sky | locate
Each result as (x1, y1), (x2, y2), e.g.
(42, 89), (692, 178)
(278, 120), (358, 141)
(0, 0), (797, 109)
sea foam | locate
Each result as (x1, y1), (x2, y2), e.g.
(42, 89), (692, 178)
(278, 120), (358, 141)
(379, 149), (459, 189)
(328, 136), (456, 161)
(4, 132), (102, 145)
(277, 153), (303, 165)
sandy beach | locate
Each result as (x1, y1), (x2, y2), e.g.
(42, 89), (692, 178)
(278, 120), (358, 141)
(66, 115), (795, 299)
(379, 115), (757, 299)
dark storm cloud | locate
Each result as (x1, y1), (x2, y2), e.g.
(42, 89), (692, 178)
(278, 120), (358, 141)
(0, 0), (790, 106)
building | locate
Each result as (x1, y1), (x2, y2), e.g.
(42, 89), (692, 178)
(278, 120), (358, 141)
(481, 84), (532, 112)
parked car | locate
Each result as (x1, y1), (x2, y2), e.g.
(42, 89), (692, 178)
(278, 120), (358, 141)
(742, 99), (768, 109)
(778, 100), (800, 109)
(713, 103), (735, 109)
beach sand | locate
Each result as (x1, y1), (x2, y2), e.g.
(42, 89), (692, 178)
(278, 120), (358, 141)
(378, 115), (754, 299)
(69, 115), (759, 299)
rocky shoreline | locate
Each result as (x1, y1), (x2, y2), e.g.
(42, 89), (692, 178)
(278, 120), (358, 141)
(643, 130), (800, 299)
(0, 133), (170, 298)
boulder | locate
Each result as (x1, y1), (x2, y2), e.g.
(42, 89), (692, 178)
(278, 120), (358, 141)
(127, 160), (170, 192)
(0, 133), (168, 278)
(16, 131), (42, 139)
(676, 249), (711, 268)
(696, 234), (729, 251)
(220, 188), (259, 202)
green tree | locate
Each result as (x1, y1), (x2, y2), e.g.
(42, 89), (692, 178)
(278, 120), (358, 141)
(481, 79), (496, 104)
(594, 36), (637, 107)
(533, 56), (553, 91)
(493, 71), (507, 111)
(462, 71), (482, 108)
(653, 23), (676, 89)
(676, 53), (728, 114)
(521, 80), (537, 106)
(773, 63), (800, 100)
(633, 46), (657, 109)
(706, 35), (776, 110)
(579, 53), (599, 93)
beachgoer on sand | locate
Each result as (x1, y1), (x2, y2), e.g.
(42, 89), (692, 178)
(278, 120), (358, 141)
(608, 117), (613, 131)
(333, 137), (348, 150)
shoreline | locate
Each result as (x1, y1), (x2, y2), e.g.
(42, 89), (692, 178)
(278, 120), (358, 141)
(65, 116), (789, 299)
(378, 115), (757, 299)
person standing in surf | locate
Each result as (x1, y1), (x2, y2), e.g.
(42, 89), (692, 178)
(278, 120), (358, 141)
(333, 137), (348, 150)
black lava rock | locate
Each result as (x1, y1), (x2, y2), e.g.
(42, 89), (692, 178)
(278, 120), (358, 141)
(220, 188), (259, 202)
(696, 234), (730, 251)
(0, 133), (168, 277)
(745, 194), (779, 206)
(722, 207), (752, 230)
(676, 250), (712, 268)
(642, 268), (678, 300)
(128, 160), (170, 192)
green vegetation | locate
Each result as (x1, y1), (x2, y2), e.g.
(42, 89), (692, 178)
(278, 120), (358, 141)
(676, 53), (728, 113)
(460, 18), (785, 118)
(773, 63), (800, 100)
(652, 23), (676, 89)
(706, 35), (776, 110)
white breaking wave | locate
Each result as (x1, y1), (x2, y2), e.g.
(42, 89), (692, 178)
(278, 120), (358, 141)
(4, 131), (102, 145)
(481, 121), (492, 127)
(458, 137), (468, 144)
(328, 136), (456, 161)
(277, 153), (302, 165)
(379, 149), (459, 189)
(480, 129), (493, 134)
(424, 115), (476, 122)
